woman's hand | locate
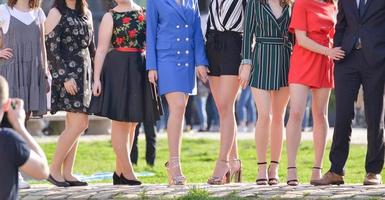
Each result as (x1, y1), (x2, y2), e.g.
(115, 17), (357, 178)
(64, 78), (78, 96)
(326, 47), (345, 60)
(0, 48), (13, 60)
(239, 64), (252, 89)
(45, 73), (52, 94)
(92, 80), (102, 96)
(148, 70), (158, 85)
(197, 65), (209, 83)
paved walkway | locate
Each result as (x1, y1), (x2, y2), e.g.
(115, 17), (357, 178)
(19, 183), (385, 199)
(35, 128), (369, 145)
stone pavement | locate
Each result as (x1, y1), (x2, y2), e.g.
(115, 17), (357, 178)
(19, 183), (385, 199)
(36, 128), (369, 145)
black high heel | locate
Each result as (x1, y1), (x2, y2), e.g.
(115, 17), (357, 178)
(256, 162), (268, 185)
(287, 167), (299, 186)
(113, 172), (122, 185)
(47, 174), (70, 187)
(268, 161), (279, 185)
(120, 174), (142, 186)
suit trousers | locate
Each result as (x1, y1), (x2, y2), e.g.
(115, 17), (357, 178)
(130, 122), (157, 166)
(330, 49), (385, 175)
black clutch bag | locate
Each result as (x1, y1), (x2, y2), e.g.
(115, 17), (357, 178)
(150, 82), (163, 116)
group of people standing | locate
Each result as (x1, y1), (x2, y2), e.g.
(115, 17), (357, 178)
(0, 0), (384, 189)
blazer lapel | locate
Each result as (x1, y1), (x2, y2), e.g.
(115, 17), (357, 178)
(353, 0), (359, 20)
(362, 0), (374, 20)
(166, 0), (187, 22)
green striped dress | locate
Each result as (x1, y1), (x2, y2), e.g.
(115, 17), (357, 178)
(242, 0), (292, 90)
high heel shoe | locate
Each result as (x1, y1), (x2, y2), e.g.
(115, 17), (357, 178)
(120, 174), (142, 185)
(268, 161), (279, 185)
(113, 172), (122, 185)
(120, 174), (142, 186)
(256, 162), (268, 185)
(287, 167), (299, 186)
(165, 157), (186, 185)
(230, 159), (242, 183)
(207, 160), (231, 185)
(310, 167), (322, 185)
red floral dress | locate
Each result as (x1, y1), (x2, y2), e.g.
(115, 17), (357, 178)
(90, 9), (159, 123)
(111, 10), (146, 49)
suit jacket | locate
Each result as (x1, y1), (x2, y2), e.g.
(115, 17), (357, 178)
(335, 0), (385, 68)
(146, 0), (209, 95)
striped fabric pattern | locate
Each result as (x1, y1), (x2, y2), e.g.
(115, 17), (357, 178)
(208, 0), (247, 32)
(242, 0), (292, 90)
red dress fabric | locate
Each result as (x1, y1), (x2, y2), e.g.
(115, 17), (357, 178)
(288, 0), (336, 88)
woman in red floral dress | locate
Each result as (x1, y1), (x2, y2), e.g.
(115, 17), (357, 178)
(90, 0), (159, 185)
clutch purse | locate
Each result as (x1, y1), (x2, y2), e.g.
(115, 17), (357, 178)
(150, 82), (164, 116)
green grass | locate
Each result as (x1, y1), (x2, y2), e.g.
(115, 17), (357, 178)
(39, 136), (380, 184)
(176, 188), (243, 200)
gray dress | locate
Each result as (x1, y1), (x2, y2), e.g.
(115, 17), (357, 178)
(0, 8), (47, 116)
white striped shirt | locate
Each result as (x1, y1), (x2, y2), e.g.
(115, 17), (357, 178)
(208, 0), (247, 32)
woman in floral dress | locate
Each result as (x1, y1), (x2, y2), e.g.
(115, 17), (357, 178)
(45, 0), (95, 187)
(90, 0), (158, 185)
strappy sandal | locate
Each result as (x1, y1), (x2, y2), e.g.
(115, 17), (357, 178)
(207, 160), (231, 185)
(310, 166), (322, 185)
(287, 167), (299, 186)
(256, 162), (268, 185)
(165, 157), (186, 185)
(268, 161), (280, 185)
(230, 159), (242, 183)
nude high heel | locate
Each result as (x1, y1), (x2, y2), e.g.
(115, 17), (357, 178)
(207, 160), (231, 185)
(165, 157), (186, 185)
(230, 159), (242, 183)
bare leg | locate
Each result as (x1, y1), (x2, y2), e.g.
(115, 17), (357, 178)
(209, 76), (240, 178)
(62, 139), (80, 181)
(310, 88), (331, 180)
(50, 113), (89, 181)
(269, 87), (290, 180)
(111, 121), (137, 180)
(165, 92), (189, 179)
(128, 123), (138, 152)
(286, 84), (309, 183)
(252, 88), (272, 182)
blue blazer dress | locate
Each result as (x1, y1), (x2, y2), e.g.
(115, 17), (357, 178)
(146, 0), (209, 95)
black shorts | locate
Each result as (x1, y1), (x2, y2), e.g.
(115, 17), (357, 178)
(206, 30), (242, 76)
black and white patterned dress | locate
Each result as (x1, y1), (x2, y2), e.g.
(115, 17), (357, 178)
(46, 7), (95, 114)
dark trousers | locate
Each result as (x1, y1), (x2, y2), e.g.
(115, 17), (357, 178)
(330, 49), (385, 175)
(130, 122), (156, 166)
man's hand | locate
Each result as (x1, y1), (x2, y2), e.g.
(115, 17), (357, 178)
(7, 98), (26, 132)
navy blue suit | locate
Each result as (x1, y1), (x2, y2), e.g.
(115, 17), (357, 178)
(330, 0), (385, 175)
(146, 0), (209, 95)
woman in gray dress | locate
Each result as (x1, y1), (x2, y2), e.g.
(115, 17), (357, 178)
(0, 0), (48, 117)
